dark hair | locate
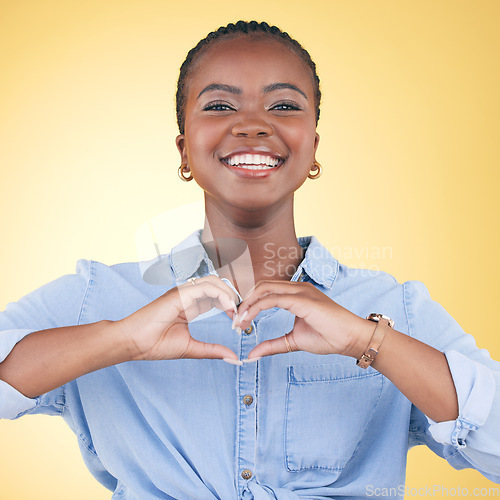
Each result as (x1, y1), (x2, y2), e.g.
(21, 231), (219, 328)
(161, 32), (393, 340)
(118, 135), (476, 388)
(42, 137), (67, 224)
(175, 20), (321, 134)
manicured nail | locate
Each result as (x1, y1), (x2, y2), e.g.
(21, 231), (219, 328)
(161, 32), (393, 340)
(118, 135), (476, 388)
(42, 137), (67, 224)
(231, 300), (238, 315)
(242, 357), (261, 363)
(235, 326), (241, 335)
(223, 358), (243, 365)
(231, 313), (238, 330)
(238, 310), (248, 324)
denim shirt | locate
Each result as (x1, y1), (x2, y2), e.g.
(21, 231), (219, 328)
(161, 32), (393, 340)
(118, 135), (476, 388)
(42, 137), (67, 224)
(1, 230), (499, 499)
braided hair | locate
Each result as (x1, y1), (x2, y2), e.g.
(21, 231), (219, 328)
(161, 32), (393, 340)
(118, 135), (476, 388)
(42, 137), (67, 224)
(175, 20), (321, 134)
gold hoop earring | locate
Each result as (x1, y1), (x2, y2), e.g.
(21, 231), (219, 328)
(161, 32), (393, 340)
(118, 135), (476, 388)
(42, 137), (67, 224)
(308, 161), (322, 180)
(178, 164), (193, 182)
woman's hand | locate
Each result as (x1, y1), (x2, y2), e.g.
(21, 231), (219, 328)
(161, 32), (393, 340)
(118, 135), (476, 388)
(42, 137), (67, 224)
(235, 280), (373, 360)
(117, 275), (240, 362)
(235, 280), (461, 423)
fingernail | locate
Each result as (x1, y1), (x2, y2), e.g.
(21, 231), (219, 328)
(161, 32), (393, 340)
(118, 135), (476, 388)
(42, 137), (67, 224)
(223, 358), (243, 365)
(235, 326), (241, 335)
(234, 310), (247, 327)
(242, 357), (261, 363)
(231, 300), (238, 315)
(231, 313), (238, 330)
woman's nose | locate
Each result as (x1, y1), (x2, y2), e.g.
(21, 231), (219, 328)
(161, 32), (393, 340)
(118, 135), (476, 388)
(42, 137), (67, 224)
(230, 113), (273, 137)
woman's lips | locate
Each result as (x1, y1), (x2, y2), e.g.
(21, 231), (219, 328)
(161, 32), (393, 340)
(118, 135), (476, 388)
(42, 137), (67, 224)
(220, 153), (285, 178)
(220, 158), (284, 178)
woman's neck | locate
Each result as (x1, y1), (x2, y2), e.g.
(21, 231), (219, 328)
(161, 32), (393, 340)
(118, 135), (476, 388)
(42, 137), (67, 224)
(200, 196), (305, 298)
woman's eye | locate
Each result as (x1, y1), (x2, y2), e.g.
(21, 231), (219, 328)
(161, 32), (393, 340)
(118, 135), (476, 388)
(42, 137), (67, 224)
(203, 102), (234, 112)
(271, 102), (302, 111)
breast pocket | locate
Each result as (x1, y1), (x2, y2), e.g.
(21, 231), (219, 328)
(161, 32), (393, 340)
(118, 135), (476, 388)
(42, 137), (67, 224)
(284, 362), (385, 473)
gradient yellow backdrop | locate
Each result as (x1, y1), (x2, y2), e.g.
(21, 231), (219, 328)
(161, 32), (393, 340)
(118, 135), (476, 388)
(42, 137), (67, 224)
(1, 1), (499, 499)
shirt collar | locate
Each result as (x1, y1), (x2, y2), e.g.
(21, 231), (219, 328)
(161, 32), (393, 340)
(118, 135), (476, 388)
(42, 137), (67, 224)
(168, 229), (209, 281)
(297, 235), (338, 289)
(169, 229), (339, 289)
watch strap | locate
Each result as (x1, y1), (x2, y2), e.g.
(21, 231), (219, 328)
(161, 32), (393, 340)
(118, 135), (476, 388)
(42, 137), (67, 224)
(356, 316), (392, 369)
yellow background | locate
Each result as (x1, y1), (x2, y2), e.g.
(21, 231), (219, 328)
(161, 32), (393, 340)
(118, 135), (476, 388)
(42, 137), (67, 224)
(1, 0), (499, 498)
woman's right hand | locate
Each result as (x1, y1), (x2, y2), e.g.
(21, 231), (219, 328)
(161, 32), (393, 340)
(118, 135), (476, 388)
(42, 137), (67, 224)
(117, 275), (240, 362)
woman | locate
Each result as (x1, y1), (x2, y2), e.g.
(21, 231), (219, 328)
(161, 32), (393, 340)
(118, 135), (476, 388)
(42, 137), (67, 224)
(0, 20), (499, 499)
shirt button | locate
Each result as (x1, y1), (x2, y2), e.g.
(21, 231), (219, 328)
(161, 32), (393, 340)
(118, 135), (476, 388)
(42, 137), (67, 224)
(244, 325), (253, 334)
(298, 272), (306, 282)
(243, 395), (253, 405)
(241, 469), (252, 480)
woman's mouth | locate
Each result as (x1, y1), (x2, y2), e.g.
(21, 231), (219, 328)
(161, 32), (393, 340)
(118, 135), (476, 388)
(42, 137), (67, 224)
(220, 153), (284, 174)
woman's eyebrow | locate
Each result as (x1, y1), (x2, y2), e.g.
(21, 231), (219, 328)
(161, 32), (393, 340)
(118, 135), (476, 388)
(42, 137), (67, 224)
(197, 84), (242, 98)
(263, 82), (307, 99)
(197, 82), (307, 100)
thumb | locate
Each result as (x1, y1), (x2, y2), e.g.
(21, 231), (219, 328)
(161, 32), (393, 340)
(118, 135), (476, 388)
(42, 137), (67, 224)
(184, 338), (240, 362)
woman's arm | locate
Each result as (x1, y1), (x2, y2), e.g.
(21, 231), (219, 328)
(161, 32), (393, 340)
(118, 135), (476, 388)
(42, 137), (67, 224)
(237, 280), (488, 423)
(0, 275), (239, 399)
(348, 321), (459, 422)
(0, 320), (130, 399)
(236, 278), (500, 479)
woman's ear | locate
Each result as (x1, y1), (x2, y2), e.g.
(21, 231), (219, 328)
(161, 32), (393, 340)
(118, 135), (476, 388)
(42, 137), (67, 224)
(175, 135), (187, 164)
(313, 132), (320, 154)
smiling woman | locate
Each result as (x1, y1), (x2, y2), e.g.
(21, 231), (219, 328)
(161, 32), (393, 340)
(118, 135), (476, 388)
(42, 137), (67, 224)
(176, 31), (319, 232)
(1, 17), (500, 500)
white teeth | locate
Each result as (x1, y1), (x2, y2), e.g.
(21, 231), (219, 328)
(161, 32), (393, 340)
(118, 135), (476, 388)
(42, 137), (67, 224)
(225, 154), (281, 168)
(236, 165), (274, 170)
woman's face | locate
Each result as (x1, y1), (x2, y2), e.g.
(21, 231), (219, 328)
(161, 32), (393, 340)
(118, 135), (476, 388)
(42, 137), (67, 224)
(176, 35), (320, 214)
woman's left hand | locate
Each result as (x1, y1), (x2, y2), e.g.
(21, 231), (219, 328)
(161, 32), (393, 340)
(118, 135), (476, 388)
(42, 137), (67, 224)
(235, 280), (372, 360)
(235, 281), (461, 424)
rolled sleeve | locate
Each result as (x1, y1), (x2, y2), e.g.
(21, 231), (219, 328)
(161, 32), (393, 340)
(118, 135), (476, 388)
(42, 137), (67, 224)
(0, 260), (91, 419)
(405, 280), (500, 480)
(0, 379), (37, 419)
(427, 351), (495, 442)
(0, 328), (38, 418)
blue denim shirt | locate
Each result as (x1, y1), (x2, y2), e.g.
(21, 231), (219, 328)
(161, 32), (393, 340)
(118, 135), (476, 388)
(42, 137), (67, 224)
(1, 230), (499, 499)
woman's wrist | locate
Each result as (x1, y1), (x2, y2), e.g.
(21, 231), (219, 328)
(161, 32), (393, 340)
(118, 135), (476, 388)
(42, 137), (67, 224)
(106, 319), (146, 363)
(342, 318), (376, 360)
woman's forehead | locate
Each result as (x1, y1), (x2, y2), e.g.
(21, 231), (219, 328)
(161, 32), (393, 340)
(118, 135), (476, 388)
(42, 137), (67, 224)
(187, 36), (314, 92)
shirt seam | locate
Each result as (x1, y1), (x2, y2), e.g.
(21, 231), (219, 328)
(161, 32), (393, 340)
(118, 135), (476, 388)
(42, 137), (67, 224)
(445, 448), (462, 460)
(289, 372), (381, 384)
(77, 259), (95, 326)
(402, 281), (414, 339)
(77, 431), (102, 460)
(63, 259), (94, 416)
(34, 401), (68, 414)
(456, 416), (479, 430)
(67, 260), (101, 460)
